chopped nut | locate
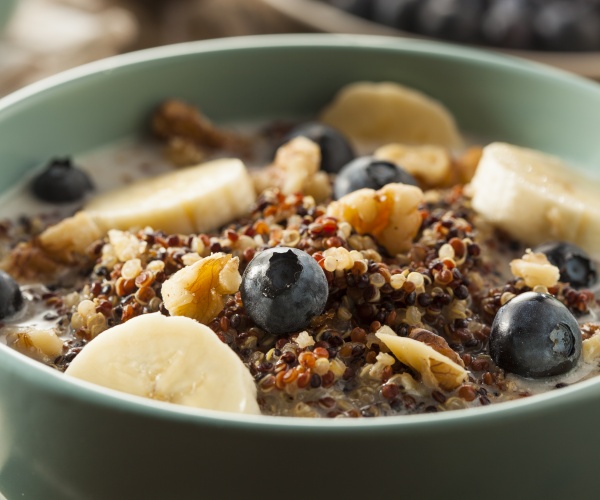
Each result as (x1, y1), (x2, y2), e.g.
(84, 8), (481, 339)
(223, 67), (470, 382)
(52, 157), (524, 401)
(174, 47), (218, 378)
(510, 250), (560, 288)
(409, 328), (465, 367)
(376, 325), (468, 391)
(251, 137), (331, 200)
(108, 230), (145, 262)
(161, 252), (242, 324)
(327, 183), (424, 255)
(3, 210), (105, 281)
(295, 331), (315, 348)
(153, 99), (250, 155)
(1, 241), (63, 281)
(164, 136), (206, 167)
(6, 327), (63, 362)
(583, 334), (600, 363)
(38, 211), (103, 263)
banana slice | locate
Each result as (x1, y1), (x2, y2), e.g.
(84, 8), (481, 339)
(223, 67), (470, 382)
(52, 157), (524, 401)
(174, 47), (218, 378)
(3, 158), (256, 277)
(374, 143), (452, 188)
(320, 81), (463, 152)
(85, 158), (256, 234)
(65, 312), (261, 414)
(470, 142), (600, 259)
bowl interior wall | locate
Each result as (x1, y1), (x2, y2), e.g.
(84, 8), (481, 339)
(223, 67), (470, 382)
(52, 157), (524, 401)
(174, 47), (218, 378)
(1, 38), (600, 194)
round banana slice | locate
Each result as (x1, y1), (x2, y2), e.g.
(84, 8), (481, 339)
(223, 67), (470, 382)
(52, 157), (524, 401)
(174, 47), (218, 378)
(85, 158), (256, 234)
(470, 142), (600, 259)
(320, 81), (463, 152)
(65, 312), (261, 415)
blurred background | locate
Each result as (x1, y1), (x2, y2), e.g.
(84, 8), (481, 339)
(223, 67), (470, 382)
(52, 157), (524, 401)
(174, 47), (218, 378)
(1, 0), (600, 98)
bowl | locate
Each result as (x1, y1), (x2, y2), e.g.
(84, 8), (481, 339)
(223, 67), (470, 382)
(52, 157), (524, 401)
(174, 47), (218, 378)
(1, 34), (600, 500)
(260, 0), (600, 80)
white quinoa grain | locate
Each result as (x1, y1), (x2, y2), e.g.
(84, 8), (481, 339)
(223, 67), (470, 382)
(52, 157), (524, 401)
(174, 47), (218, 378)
(121, 259), (142, 280)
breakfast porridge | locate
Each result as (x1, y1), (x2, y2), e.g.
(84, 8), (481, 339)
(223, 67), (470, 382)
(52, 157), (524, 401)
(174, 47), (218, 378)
(1, 81), (599, 418)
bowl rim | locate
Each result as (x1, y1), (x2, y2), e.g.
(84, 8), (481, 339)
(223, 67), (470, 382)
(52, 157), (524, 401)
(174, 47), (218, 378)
(2, 32), (599, 115)
(1, 33), (600, 430)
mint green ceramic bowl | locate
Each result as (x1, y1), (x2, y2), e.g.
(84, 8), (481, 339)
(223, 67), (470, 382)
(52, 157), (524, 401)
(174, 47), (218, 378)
(1, 35), (600, 500)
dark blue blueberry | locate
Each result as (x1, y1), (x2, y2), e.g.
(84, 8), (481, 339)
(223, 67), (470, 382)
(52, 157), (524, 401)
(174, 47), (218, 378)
(534, 241), (597, 289)
(326, 0), (372, 18)
(333, 156), (418, 199)
(240, 248), (328, 336)
(31, 157), (94, 203)
(371, 0), (421, 30)
(533, 2), (600, 51)
(283, 122), (355, 174)
(489, 292), (582, 378)
(415, 0), (486, 43)
(0, 270), (23, 320)
(481, 0), (536, 49)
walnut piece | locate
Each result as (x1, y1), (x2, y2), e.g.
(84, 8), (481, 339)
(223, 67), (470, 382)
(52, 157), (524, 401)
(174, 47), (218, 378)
(1, 211), (103, 281)
(582, 327), (600, 362)
(161, 252), (242, 324)
(5, 326), (63, 363)
(583, 334), (600, 363)
(409, 328), (465, 367)
(153, 100), (250, 161)
(38, 211), (103, 264)
(251, 136), (332, 202)
(1, 241), (63, 281)
(376, 325), (468, 391)
(326, 183), (424, 255)
(510, 250), (560, 288)
(164, 136), (206, 167)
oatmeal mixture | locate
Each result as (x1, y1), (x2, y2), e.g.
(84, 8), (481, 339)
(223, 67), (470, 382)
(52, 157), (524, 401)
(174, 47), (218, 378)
(1, 81), (599, 418)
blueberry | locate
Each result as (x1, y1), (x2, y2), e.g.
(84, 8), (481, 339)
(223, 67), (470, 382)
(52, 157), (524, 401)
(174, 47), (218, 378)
(371, 0), (421, 30)
(534, 241), (597, 289)
(481, 0), (536, 49)
(489, 292), (582, 378)
(325, 0), (372, 18)
(533, 2), (600, 51)
(283, 122), (355, 174)
(333, 156), (418, 199)
(240, 248), (328, 336)
(31, 157), (94, 203)
(0, 270), (23, 320)
(414, 0), (486, 43)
